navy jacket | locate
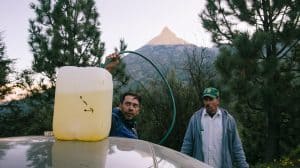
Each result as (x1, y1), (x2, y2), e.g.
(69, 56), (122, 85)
(109, 108), (138, 139)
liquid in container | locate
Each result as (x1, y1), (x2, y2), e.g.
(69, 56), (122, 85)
(53, 66), (113, 141)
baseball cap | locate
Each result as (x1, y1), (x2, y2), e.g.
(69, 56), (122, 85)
(202, 87), (219, 99)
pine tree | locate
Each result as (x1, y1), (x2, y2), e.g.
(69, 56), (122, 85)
(29, 0), (105, 82)
(200, 0), (300, 162)
(0, 32), (14, 98)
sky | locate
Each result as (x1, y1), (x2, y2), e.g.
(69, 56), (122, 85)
(0, 0), (213, 71)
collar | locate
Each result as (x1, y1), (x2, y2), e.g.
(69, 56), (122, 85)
(203, 108), (222, 118)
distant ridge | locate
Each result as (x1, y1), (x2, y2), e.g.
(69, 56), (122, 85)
(147, 27), (189, 45)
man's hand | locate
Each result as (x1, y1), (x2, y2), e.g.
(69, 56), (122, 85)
(105, 53), (121, 73)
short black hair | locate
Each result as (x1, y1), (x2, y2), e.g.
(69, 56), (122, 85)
(120, 92), (142, 104)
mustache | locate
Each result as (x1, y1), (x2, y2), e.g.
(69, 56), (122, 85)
(205, 104), (211, 108)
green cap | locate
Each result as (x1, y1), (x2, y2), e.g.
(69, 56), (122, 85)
(202, 87), (219, 99)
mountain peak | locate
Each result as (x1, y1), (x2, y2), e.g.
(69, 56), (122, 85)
(147, 26), (189, 45)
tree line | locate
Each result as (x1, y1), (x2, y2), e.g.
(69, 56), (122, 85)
(0, 0), (299, 167)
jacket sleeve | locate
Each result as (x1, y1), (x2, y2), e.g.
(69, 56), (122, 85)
(180, 115), (195, 156)
(231, 117), (249, 168)
(109, 111), (119, 136)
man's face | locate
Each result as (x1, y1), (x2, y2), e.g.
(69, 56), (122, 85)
(119, 95), (140, 120)
(203, 96), (219, 114)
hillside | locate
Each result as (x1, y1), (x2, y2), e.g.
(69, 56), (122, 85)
(122, 27), (218, 87)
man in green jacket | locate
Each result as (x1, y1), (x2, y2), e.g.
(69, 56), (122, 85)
(181, 87), (249, 168)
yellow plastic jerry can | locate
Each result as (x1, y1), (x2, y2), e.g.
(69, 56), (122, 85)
(53, 66), (113, 141)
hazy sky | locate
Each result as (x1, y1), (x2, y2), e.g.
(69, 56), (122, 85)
(0, 0), (212, 71)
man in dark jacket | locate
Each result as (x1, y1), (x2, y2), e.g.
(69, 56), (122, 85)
(181, 87), (249, 168)
(103, 53), (141, 138)
(109, 92), (141, 139)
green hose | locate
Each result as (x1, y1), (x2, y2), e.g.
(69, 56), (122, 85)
(104, 50), (176, 145)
